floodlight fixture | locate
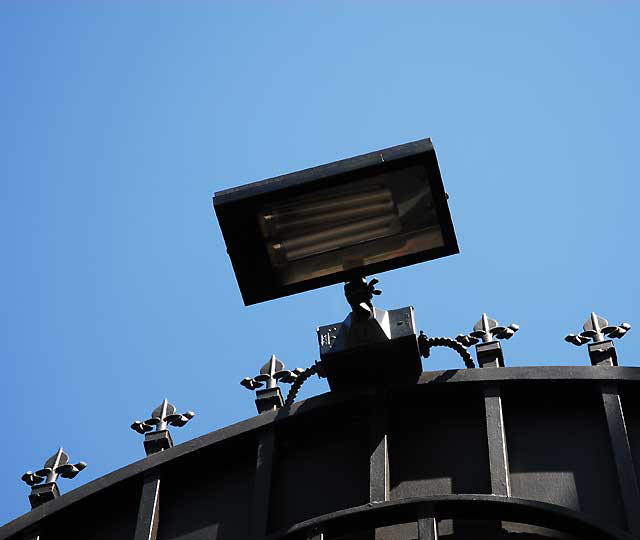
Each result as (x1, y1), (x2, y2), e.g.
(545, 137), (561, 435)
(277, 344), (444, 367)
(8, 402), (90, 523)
(213, 138), (458, 306)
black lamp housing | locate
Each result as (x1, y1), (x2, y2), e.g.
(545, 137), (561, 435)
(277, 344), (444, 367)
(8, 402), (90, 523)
(213, 138), (459, 306)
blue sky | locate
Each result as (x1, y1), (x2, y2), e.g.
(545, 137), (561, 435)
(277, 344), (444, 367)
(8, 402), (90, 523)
(1, 1), (638, 525)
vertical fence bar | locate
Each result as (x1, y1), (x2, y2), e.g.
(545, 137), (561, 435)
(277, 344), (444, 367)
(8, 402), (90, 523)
(250, 428), (276, 539)
(22, 525), (40, 540)
(417, 504), (438, 540)
(369, 393), (389, 540)
(134, 470), (162, 540)
(483, 382), (511, 496)
(307, 527), (324, 540)
(601, 381), (640, 537)
(369, 399), (389, 503)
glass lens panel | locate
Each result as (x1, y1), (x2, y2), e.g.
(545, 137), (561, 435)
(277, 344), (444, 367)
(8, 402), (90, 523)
(258, 163), (444, 286)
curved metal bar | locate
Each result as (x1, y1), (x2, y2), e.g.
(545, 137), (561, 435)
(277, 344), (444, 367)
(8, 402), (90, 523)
(417, 365), (640, 386)
(264, 495), (634, 540)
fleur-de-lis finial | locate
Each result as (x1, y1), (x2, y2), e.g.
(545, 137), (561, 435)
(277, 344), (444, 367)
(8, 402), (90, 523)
(565, 312), (631, 366)
(241, 354), (304, 391)
(565, 312), (631, 346)
(21, 448), (86, 508)
(456, 313), (519, 348)
(131, 399), (195, 455)
(241, 355), (304, 413)
(454, 313), (519, 368)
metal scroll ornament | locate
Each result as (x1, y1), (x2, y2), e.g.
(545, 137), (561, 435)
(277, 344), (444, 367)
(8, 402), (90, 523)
(456, 313), (520, 348)
(130, 399), (195, 435)
(241, 354), (304, 391)
(21, 448), (86, 487)
(565, 312), (631, 346)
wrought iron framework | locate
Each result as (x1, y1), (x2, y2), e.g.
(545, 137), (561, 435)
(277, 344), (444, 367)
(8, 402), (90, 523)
(264, 495), (634, 540)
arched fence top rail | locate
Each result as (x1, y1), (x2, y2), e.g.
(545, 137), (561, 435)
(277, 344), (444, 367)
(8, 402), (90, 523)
(264, 495), (635, 540)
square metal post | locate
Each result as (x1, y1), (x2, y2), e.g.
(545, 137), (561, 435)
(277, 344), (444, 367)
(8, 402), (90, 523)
(249, 429), (276, 539)
(134, 470), (161, 540)
(476, 341), (505, 368)
(600, 382), (640, 536)
(417, 504), (438, 540)
(588, 340), (618, 366)
(28, 482), (59, 509)
(143, 430), (174, 456)
(255, 387), (284, 414)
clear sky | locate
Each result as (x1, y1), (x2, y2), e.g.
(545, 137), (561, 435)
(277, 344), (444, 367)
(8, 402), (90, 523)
(1, 0), (639, 526)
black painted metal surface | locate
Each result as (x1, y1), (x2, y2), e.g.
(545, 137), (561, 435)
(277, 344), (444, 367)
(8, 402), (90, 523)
(3, 366), (640, 540)
(262, 495), (634, 540)
(131, 399), (195, 457)
(212, 138), (459, 306)
(134, 470), (161, 540)
(21, 448), (86, 509)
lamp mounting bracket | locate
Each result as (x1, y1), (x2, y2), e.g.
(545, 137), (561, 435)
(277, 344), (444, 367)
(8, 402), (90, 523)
(344, 276), (382, 319)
